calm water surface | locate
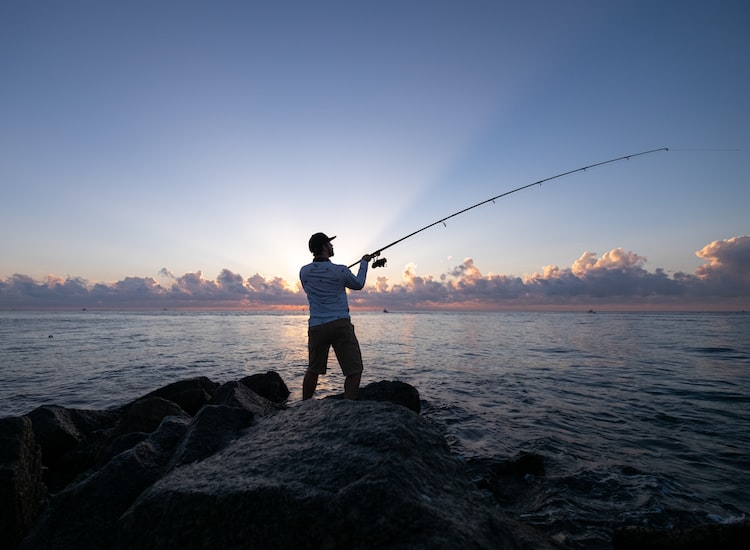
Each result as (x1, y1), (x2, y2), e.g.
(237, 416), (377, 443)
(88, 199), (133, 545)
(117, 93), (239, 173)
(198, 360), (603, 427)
(1, 310), (748, 548)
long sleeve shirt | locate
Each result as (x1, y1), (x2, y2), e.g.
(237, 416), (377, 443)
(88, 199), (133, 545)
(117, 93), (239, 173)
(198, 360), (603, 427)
(299, 258), (368, 327)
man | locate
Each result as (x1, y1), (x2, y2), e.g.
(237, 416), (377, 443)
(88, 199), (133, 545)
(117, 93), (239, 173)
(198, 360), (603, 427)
(300, 232), (372, 400)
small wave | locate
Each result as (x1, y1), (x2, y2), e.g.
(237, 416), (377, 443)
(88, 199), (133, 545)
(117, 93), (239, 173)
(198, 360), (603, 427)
(687, 346), (749, 360)
(528, 347), (577, 355)
(691, 346), (735, 354)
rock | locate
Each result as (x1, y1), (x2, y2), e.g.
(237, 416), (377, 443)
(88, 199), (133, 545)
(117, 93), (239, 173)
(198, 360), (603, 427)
(116, 394), (191, 435)
(116, 399), (557, 549)
(208, 380), (282, 416)
(494, 453), (546, 477)
(356, 379), (422, 413)
(26, 406), (120, 463)
(0, 416), (45, 547)
(126, 376), (219, 416)
(9, 377), (563, 549)
(115, 396), (190, 435)
(25, 406), (121, 491)
(239, 371), (290, 403)
(167, 405), (255, 470)
(19, 415), (191, 550)
(470, 453), (546, 505)
(612, 518), (750, 549)
(97, 431), (149, 465)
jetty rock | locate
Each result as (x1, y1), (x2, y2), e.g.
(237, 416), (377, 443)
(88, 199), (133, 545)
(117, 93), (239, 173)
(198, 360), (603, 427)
(115, 399), (553, 549)
(5, 374), (558, 549)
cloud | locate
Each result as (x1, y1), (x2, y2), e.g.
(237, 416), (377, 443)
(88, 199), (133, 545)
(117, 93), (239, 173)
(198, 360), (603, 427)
(0, 270), (306, 310)
(361, 236), (749, 310)
(694, 236), (750, 294)
(1, 236), (748, 310)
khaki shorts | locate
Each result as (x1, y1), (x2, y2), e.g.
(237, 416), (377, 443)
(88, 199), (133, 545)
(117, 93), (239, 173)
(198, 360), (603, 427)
(308, 318), (363, 376)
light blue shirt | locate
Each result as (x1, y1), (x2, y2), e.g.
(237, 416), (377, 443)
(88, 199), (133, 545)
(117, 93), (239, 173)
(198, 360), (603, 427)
(300, 259), (368, 327)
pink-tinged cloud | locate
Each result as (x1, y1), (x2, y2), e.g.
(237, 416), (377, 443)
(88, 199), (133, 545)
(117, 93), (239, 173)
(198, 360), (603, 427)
(694, 236), (750, 294)
(1, 236), (748, 310)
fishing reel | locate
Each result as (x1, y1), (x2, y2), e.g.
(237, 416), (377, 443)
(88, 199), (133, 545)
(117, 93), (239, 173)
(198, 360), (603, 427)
(349, 252), (387, 270)
(365, 250), (387, 268)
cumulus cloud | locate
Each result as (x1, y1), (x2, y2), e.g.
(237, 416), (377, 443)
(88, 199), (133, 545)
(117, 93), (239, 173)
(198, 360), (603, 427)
(1, 236), (748, 310)
(570, 248), (647, 276)
(0, 270), (306, 310)
(360, 236), (749, 310)
(694, 236), (750, 294)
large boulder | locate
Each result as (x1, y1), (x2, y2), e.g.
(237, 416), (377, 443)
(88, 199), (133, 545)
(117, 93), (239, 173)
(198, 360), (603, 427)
(19, 415), (191, 550)
(166, 405), (255, 470)
(357, 379), (422, 413)
(9, 377), (563, 549)
(239, 371), (290, 403)
(25, 405), (120, 491)
(26, 406), (120, 463)
(125, 376), (219, 416)
(116, 399), (557, 549)
(208, 380), (282, 416)
(115, 396), (189, 435)
(167, 381), (279, 470)
(0, 416), (45, 547)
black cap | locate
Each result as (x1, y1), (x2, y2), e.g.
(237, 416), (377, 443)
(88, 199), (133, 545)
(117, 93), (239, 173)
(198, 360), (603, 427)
(308, 232), (336, 253)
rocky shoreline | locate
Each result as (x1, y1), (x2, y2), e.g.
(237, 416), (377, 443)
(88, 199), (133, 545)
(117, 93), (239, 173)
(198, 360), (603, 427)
(1, 373), (747, 549)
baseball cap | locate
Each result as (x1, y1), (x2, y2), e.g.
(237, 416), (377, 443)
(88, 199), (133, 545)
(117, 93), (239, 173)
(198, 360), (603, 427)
(308, 232), (336, 253)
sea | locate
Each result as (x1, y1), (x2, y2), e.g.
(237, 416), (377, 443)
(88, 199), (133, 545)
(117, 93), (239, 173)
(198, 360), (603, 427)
(1, 309), (748, 548)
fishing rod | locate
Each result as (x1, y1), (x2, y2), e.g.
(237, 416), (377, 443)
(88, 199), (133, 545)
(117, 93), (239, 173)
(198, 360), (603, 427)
(349, 147), (669, 269)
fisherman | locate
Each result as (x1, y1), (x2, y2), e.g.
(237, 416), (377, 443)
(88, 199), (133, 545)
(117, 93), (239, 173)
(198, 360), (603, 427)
(300, 232), (372, 400)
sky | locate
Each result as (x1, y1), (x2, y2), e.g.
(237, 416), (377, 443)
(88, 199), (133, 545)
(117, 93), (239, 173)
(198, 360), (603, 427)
(1, 0), (749, 311)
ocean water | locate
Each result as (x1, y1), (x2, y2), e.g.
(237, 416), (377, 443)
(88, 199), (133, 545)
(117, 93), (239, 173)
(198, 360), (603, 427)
(1, 310), (748, 547)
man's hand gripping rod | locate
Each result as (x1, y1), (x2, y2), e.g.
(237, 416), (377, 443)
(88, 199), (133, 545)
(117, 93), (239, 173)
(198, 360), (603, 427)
(349, 250), (387, 269)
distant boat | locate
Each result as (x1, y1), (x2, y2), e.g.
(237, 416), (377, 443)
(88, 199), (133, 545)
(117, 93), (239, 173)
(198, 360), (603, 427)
(587, 309), (596, 314)
(383, 309), (389, 313)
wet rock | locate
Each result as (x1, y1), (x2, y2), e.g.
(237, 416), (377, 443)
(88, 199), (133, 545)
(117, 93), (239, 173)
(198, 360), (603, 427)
(116, 399), (556, 549)
(357, 379), (422, 413)
(0, 416), (45, 547)
(495, 453), (546, 477)
(612, 518), (750, 549)
(19, 415), (190, 550)
(239, 371), (290, 403)
(469, 453), (546, 504)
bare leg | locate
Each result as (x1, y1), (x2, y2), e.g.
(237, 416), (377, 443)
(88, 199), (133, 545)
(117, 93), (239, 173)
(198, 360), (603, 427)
(344, 372), (361, 400)
(303, 371), (319, 400)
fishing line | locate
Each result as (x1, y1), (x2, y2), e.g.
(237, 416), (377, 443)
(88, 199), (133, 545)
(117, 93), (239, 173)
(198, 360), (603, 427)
(667, 148), (743, 152)
(349, 147), (669, 269)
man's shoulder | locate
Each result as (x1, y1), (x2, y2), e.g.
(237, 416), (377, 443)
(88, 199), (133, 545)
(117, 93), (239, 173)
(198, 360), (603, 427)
(300, 260), (342, 275)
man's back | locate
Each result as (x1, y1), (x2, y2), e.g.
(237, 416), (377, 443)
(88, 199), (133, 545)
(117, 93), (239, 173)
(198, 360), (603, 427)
(300, 259), (367, 326)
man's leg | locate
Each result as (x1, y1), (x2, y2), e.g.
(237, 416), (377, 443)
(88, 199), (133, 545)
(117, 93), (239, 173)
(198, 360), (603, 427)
(334, 320), (363, 400)
(305, 325), (329, 400)
(344, 372), (361, 400)
(303, 370), (319, 400)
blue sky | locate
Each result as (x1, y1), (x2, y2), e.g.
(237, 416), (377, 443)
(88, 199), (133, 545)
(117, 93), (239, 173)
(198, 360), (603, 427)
(1, 1), (748, 310)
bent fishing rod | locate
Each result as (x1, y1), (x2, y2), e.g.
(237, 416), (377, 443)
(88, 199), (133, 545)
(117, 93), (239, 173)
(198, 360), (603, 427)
(349, 147), (668, 269)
